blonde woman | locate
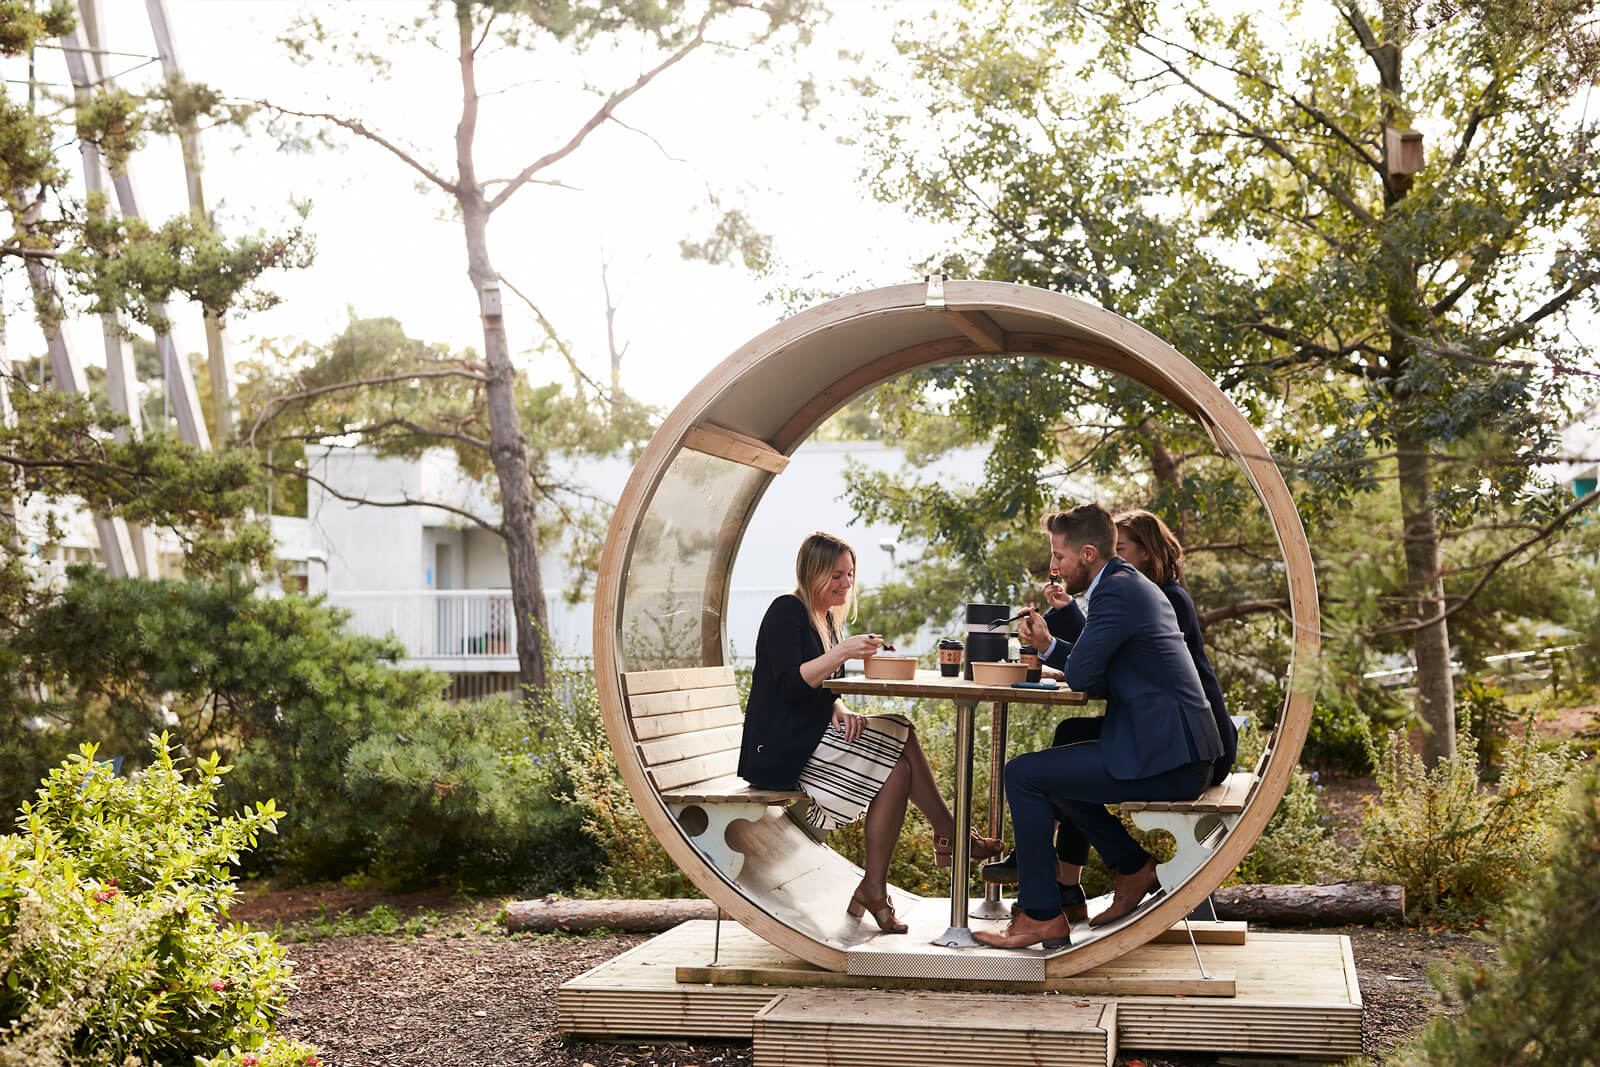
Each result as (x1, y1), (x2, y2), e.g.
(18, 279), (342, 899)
(738, 532), (1001, 934)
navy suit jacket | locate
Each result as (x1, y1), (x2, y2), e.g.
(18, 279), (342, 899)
(1040, 557), (1223, 781)
(1046, 580), (1237, 786)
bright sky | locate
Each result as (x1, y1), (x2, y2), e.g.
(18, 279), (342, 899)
(3, 0), (956, 413)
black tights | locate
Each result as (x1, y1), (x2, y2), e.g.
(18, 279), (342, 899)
(859, 729), (952, 898)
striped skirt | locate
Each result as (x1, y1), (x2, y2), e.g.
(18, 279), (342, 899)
(795, 714), (913, 831)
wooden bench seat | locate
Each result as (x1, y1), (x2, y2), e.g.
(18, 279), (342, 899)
(1120, 771), (1256, 814)
(624, 665), (805, 879)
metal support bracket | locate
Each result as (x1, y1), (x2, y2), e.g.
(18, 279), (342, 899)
(924, 273), (947, 307)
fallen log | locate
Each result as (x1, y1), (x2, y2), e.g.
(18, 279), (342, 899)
(504, 897), (717, 933)
(1212, 882), (1405, 925)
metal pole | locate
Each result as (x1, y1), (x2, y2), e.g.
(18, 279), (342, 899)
(971, 700), (1011, 919)
(934, 698), (980, 947)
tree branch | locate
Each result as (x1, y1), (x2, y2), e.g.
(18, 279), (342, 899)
(1483, 270), (1600, 352)
(256, 103), (454, 193)
(1365, 487), (1600, 637)
(486, 12), (714, 213)
(274, 461), (503, 536)
(496, 272), (615, 401)
(1199, 597), (1293, 626)
(248, 367), (489, 446)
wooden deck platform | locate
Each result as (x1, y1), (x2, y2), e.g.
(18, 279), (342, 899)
(755, 989), (1115, 1067)
(557, 920), (1363, 1061)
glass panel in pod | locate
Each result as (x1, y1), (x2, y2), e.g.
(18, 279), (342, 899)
(620, 447), (769, 671)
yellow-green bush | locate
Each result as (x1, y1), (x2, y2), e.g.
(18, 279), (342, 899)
(0, 737), (313, 1067)
(1358, 718), (1577, 920)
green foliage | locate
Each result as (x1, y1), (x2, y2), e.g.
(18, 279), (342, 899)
(1458, 677), (1519, 780)
(0, 0), (72, 58)
(1, 569), (598, 893)
(272, 903), (442, 944)
(841, 0), (1600, 751)
(0, 736), (315, 1067)
(0, 383), (274, 575)
(1388, 760), (1600, 1066)
(1229, 726), (1340, 885)
(65, 209), (312, 332)
(555, 670), (697, 899)
(1358, 718), (1577, 920)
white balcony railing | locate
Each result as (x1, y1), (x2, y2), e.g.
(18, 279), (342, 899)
(325, 590), (528, 663)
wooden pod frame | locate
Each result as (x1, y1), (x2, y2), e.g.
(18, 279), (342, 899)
(593, 280), (1319, 978)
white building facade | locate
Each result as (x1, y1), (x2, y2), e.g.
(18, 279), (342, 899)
(304, 440), (989, 695)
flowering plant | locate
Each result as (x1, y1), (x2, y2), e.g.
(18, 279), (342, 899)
(0, 735), (316, 1066)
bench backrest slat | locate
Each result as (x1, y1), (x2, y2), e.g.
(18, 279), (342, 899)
(622, 665), (735, 696)
(638, 723), (744, 767)
(633, 703), (743, 740)
(647, 749), (741, 792)
(628, 684), (740, 718)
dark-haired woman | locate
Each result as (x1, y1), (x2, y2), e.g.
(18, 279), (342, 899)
(739, 532), (1002, 934)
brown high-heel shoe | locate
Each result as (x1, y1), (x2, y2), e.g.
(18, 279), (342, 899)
(934, 832), (1005, 868)
(846, 886), (909, 933)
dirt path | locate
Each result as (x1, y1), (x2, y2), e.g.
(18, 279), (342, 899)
(272, 913), (1495, 1066)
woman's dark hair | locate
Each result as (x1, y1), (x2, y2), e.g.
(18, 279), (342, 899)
(1113, 508), (1185, 586)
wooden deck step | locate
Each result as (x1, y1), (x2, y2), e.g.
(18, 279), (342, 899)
(753, 989), (1114, 1067)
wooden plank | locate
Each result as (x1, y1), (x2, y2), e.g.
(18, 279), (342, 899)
(1148, 920), (1248, 946)
(754, 990), (1114, 1067)
(646, 749), (740, 792)
(682, 423), (789, 474)
(943, 308), (1007, 352)
(827, 670), (1087, 707)
(638, 724), (744, 767)
(622, 665), (735, 696)
(1121, 771), (1256, 814)
(633, 703), (743, 740)
(681, 961), (1234, 998)
(628, 685), (740, 717)
(660, 774), (804, 805)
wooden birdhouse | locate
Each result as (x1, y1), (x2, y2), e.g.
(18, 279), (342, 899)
(1385, 127), (1425, 179)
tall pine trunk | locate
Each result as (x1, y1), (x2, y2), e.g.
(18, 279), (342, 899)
(456, 13), (548, 696)
(1396, 426), (1455, 764)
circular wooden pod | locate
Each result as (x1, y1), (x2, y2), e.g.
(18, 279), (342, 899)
(593, 280), (1319, 978)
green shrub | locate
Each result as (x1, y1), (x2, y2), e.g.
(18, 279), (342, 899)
(1358, 718), (1576, 920)
(1225, 725), (1342, 884)
(4, 570), (600, 893)
(554, 670), (698, 899)
(1388, 761), (1600, 1066)
(1459, 676), (1519, 780)
(0, 736), (315, 1067)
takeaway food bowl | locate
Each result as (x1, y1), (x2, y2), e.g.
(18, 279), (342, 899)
(970, 660), (1029, 686)
(863, 654), (918, 680)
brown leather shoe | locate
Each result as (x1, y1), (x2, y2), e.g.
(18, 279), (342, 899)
(1089, 857), (1162, 927)
(1010, 882), (1088, 924)
(973, 910), (1072, 949)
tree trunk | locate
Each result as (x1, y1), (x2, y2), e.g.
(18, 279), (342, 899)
(1212, 882), (1406, 925)
(504, 897), (716, 933)
(456, 15), (548, 696)
(1135, 416), (1188, 539)
(1375, 16), (1454, 766)
(1396, 427), (1455, 764)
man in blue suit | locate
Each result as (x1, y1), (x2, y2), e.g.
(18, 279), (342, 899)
(974, 503), (1222, 950)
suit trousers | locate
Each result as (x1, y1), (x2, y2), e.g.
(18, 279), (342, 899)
(1005, 732), (1212, 920)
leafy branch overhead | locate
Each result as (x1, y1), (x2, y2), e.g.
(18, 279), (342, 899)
(845, 0), (1600, 764)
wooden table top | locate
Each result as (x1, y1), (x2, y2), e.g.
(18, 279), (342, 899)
(826, 669), (1087, 706)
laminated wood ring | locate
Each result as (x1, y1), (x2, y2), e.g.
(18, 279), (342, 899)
(593, 279), (1318, 978)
